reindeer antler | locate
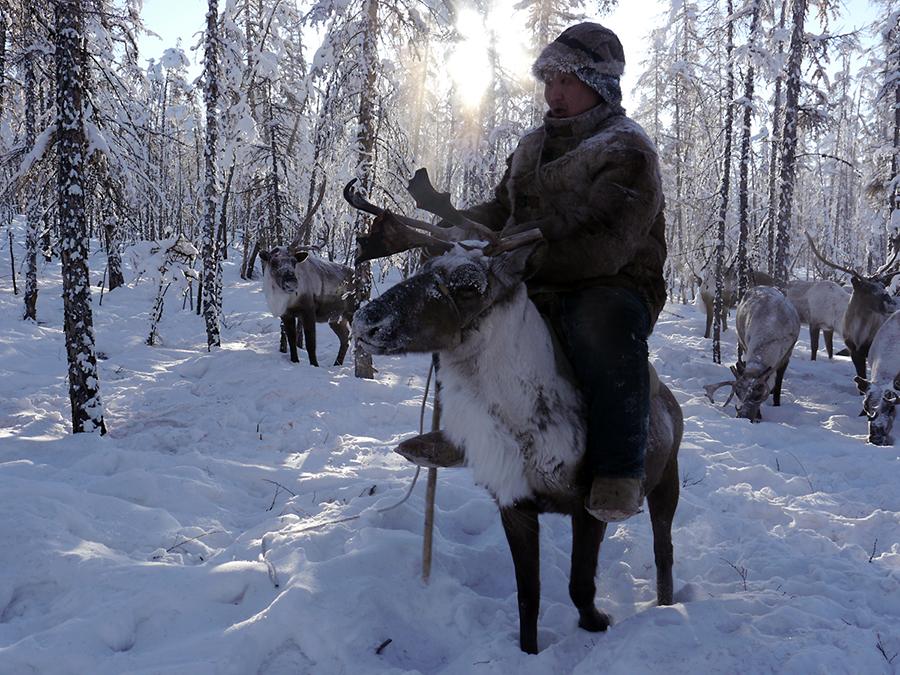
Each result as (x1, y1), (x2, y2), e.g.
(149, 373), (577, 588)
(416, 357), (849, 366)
(804, 232), (859, 278)
(406, 169), (498, 241)
(344, 180), (453, 264)
(344, 174), (536, 265)
(704, 380), (736, 407)
(406, 168), (459, 224)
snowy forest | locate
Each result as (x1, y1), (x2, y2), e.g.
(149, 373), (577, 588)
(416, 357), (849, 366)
(1, 0), (899, 672)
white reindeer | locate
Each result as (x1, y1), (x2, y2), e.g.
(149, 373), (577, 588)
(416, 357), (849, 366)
(706, 286), (800, 421)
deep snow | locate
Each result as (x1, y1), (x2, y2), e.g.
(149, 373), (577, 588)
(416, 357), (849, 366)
(0, 237), (898, 674)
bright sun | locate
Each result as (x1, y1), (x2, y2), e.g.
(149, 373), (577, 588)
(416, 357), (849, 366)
(446, 4), (532, 111)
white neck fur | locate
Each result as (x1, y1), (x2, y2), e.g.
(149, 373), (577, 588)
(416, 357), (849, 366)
(438, 286), (585, 505)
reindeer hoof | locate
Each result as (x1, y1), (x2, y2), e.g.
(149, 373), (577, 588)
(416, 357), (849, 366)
(395, 431), (465, 468)
(578, 607), (610, 632)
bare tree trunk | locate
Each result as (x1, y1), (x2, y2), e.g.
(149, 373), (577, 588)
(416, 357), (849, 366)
(56, 0), (106, 435)
(266, 83), (283, 245)
(766, 0), (788, 275)
(219, 161), (235, 260)
(736, 0), (761, 300)
(0, 10), (6, 121)
(103, 207), (125, 291)
(201, 0), (222, 348)
(712, 0), (736, 365)
(9, 229), (17, 294)
(23, 2), (39, 321)
(891, 28), (900, 258)
(774, 0), (808, 287)
(352, 0), (379, 380)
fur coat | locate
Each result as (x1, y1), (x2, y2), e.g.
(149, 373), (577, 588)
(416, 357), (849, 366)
(463, 102), (667, 325)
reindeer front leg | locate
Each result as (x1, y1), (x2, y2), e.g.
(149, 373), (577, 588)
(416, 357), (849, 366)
(500, 504), (540, 654)
(570, 507), (610, 632)
(302, 312), (319, 367)
(282, 316), (300, 363)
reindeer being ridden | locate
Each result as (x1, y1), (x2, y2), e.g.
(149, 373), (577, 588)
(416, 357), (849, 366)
(345, 173), (682, 655)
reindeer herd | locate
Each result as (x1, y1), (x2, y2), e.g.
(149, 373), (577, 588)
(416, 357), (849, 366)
(248, 171), (899, 654)
(700, 235), (899, 446)
(256, 182), (900, 449)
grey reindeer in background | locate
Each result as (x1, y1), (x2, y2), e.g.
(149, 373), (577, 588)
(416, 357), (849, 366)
(706, 286), (800, 421)
(260, 247), (354, 366)
(806, 233), (900, 388)
(694, 260), (774, 339)
(258, 183), (354, 367)
(345, 172), (683, 655)
(806, 280), (850, 360)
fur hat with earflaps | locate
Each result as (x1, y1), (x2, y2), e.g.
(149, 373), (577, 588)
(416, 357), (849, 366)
(532, 22), (625, 107)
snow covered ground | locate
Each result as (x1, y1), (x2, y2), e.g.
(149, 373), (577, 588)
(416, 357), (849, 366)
(1, 239), (898, 674)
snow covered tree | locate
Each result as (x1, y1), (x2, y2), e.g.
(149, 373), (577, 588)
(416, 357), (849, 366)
(21, 0), (41, 321)
(773, 0), (808, 287)
(735, 0), (763, 300)
(201, 0), (222, 348)
(712, 0), (736, 364)
(55, 0), (106, 434)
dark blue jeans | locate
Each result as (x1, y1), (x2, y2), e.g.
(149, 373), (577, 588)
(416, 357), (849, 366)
(538, 286), (651, 479)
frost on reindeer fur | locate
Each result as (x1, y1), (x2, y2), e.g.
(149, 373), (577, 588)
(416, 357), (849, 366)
(439, 285), (584, 505)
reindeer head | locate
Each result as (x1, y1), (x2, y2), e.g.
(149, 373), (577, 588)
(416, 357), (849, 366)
(856, 375), (899, 446)
(704, 362), (773, 423)
(260, 247), (310, 294)
(354, 243), (544, 355)
(849, 275), (897, 314)
(732, 364), (774, 422)
(344, 170), (545, 355)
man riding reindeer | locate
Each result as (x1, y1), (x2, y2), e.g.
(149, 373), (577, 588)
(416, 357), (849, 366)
(375, 23), (667, 522)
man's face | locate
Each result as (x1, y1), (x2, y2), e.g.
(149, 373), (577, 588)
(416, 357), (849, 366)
(543, 72), (602, 118)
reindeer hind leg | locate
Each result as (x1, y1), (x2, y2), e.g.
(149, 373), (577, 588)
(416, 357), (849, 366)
(647, 452), (679, 606)
(331, 318), (351, 365)
(772, 361), (789, 406)
(810, 324), (820, 361)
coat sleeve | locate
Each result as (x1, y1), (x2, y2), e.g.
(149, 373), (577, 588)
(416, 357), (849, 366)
(456, 156), (513, 232)
(528, 137), (663, 283)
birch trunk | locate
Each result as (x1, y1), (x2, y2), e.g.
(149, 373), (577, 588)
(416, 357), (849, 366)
(201, 0), (221, 348)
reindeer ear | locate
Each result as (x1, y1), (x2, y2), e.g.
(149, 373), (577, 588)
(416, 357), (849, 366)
(294, 251), (309, 263)
(854, 375), (870, 393)
(260, 250), (271, 263)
